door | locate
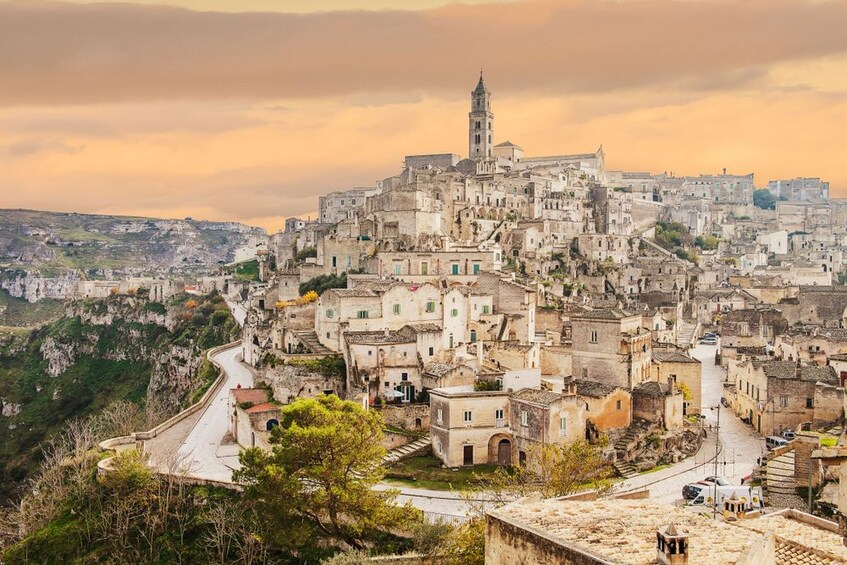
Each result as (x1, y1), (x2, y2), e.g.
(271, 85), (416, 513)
(497, 439), (511, 465)
(463, 445), (474, 466)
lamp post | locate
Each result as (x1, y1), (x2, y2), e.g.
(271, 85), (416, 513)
(708, 403), (721, 519)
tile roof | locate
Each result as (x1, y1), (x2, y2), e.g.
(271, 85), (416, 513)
(633, 381), (670, 398)
(575, 308), (631, 320)
(423, 362), (456, 377)
(511, 387), (562, 405)
(652, 351), (700, 364)
(231, 388), (269, 404)
(244, 402), (281, 414)
(761, 362), (838, 384)
(571, 378), (623, 398)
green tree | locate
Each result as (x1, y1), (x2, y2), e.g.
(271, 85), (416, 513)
(753, 189), (776, 210)
(299, 273), (348, 296)
(234, 395), (420, 552)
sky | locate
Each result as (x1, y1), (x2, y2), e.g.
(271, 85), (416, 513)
(1, 0), (847, 233)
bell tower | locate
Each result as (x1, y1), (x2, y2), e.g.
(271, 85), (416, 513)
(468, 71), (493, 160)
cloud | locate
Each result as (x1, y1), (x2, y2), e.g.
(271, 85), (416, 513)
(1, 0), (847, 106)
(3, 138), (83, 158)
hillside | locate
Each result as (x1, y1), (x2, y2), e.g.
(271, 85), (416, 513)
(0, 291), (239, 504)
(0, 208), (265, 279)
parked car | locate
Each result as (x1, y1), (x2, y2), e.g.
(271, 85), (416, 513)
(702, 476), (731, 487)
(699, 337), (718, 345)
(766, 436), (790, 450)
(782, 430), (796, 441)
(720, 397), (730, 408)
(703, 332), (717, 339)
(682, 482), (709, 501)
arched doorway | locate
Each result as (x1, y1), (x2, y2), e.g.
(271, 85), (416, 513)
(266, 419), (279, 431)
(488, 433), (513, 465)
(497, 439), (512, 465)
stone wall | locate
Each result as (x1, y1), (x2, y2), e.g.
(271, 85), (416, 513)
(485, 512), (615, 565)
(373, 403), (430, 432)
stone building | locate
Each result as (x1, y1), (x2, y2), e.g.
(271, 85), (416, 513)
(651, 350), (702, 416)
(228, 388), (280, 450)
(730, 359), (841, 435)
(571, 309), (652, 389)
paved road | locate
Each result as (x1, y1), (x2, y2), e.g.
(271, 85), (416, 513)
(227, 299), (248, 327)
(172, 345), (253, 481)
(617, 343), (764, 503)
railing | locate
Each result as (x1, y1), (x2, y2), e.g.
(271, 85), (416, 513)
(423, 511), (467, 526)
(495, 418), (505, 428)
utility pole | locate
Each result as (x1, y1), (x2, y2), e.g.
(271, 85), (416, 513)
(713, 404), (721, 520)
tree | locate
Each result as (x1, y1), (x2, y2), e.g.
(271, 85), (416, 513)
(444, 440), (613, 563)
(299, 273), (348, 297)
(234, 395), (420, 552)
(753, 189), (776, 210)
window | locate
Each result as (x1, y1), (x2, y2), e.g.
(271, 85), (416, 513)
(437, 408), (443, 424)
(393, 303), (401, 315)
(473, 263), (480, 275)
(428, 347), (434, 356)
(521, 410), (528, 427)
(559, 415), (567, 435)
(426, 300), (436, 313)
(384, 381), (389, 387)
(463, 410), (472, 423)
(420, 262), (429, 275)
(325, 309), (334, 318)
(357, 310), (369, 319)
(482, 305), (491, 315)
(590, 330), (598, 343)
(806, 397), (814, 409)
(616, 400), (622, 411)
(451, 263), (459, 275)
(401, 372), (408, 381)
(451, 308), (459, 317)
(780, 396), (788, 408)
(495, 409), (504, 426)
(332, 256), (337, 268)
(470, 329), (477, 342)
(394, 263), (402, 275)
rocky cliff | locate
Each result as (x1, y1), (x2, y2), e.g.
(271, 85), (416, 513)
(0, 291), (239, 501)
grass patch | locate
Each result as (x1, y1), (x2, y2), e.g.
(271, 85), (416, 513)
(640, 464), (671, 475)
(384, 455), (500, 491)
(820, 435), (838, 447)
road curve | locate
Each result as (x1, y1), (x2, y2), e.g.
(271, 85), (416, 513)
(173, 344), (253, 481)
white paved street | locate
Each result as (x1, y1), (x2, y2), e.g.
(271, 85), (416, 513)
(175, 345), (253, 481)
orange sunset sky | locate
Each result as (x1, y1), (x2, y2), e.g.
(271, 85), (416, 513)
(1, 0), (846, 233)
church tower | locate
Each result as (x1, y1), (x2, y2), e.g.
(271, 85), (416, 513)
(468, 72), (493, 160)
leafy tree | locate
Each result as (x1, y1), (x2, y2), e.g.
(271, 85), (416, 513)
(693, 235), (719, 251)
(753, 189), (776, 210)
(234, 395), (421, 552)
(299, 273), (349, 297)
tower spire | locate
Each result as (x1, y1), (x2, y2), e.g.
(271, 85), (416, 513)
(469, 71), (493, 159)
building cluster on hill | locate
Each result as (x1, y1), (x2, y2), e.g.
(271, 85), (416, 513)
(220, 74), (847, 548)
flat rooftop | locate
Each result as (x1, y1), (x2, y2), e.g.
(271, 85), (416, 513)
(489, 498), (756, 564)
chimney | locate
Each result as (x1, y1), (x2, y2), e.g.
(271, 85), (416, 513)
(656, 524), (688, 565)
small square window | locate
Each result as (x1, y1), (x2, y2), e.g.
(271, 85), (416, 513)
(463, 410), (472, 423)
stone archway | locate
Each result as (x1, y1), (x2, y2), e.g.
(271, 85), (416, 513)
(266, 418), (279, 431)
(488, 433), (513, 465)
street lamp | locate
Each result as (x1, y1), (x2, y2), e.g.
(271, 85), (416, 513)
(705, 403), (722, 519)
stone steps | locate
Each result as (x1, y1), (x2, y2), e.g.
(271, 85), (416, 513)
(384, 436), (431, 464)
(614, 461), (638, 479)
(293, 330), (334, 355)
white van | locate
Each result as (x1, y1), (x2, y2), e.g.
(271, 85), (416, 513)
(689, 486), (763, 510)
(766, 436), (789, 450)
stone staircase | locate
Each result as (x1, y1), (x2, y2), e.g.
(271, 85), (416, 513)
(292, 330), (334, 355)
(613, 460), (639, 479)
(614, 418), (654, 460)
(676, 321), (698, 348)
(384, 436), (431, 465)
(765, 449), (796, 496)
